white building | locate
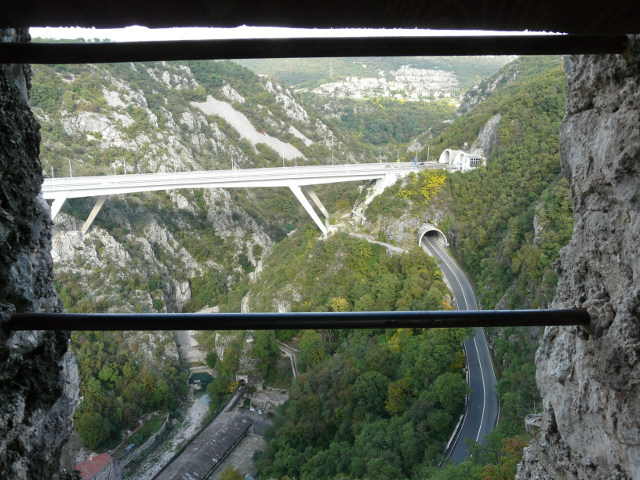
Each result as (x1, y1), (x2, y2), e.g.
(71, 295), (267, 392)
(438, 149), (486, 171)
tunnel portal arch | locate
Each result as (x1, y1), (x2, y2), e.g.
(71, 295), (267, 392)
(418, 223), (448, 247)
(439, 149), (453, 164)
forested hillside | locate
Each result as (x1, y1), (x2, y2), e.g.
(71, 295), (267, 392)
(431, 56), (572, 310)
(229, 231), (469, 478)
(72, 331), (187, 450)
(315, 97), (455, 154)
(247, 231), (452, 313)
(360, 55), (574, 478)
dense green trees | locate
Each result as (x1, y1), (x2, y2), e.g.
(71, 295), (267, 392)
(246, 232), (471, 478)
(249, 230), (451, 315)
(72, 331), (187, 450)
(256, 328), (470, 479)
(75, 412), (110, 451)
(251, 331), (280, 378)
(431, 56), (572, 309)
(325, 98), (456, 146)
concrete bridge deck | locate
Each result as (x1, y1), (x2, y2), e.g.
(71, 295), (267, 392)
(43, 162), (419, 235)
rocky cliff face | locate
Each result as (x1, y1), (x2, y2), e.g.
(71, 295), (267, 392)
(0, 28), (78, 480)
(517, 36), (640, 479)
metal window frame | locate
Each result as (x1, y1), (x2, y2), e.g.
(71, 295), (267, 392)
(0, 35), (629, 64)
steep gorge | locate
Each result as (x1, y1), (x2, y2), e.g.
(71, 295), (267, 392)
(1, 35), (639, 480)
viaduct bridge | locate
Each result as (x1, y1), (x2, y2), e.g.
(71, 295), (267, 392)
(42, 162), (419, 235)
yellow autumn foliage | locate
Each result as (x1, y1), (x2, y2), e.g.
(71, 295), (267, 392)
(398, 170), (447, 205)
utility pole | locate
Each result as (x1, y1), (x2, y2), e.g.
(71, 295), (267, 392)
(427, 144), (430, 162)
(68, 159), (72, 178)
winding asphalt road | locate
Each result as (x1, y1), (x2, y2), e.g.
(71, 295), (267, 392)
(421, 237), (499, 463)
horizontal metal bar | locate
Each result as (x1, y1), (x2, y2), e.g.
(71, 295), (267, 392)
(0, 35), (628, 64)
(9, 309), (589, 331)
(7, 0), (640, 33)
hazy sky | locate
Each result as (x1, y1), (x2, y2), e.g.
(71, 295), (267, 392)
(30, 26), (549, 42)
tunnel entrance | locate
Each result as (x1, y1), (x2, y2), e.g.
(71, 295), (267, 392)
(418, 224), (448, 247)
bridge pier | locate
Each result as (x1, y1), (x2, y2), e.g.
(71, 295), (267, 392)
(302, 186), (329, 219)
(289, 185), (328, 235)
(81, 195), (108, 234)
(375, 173), (398, 195)
(49, 191), (69, 219)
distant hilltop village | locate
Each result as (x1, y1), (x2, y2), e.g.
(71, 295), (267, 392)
(299, 65), (460, 102)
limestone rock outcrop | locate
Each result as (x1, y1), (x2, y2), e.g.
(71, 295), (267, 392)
(0, 28), (78, 480)
(517, 36), (640, 480)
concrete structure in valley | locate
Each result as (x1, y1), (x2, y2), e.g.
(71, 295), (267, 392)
(154, 412), (252, 480)
(418, 223), (448, 247)
(438, 149), (486, 171)
(75, 453), (119, 480)
(43, 162), (414, 236)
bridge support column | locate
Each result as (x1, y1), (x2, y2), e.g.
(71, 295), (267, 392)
(49, 191), (70, 220)
(302, 186), (329, 219)
(81, 195), (108, 234)
(289, 185), (328, 236)
(375, 173), (397, 195)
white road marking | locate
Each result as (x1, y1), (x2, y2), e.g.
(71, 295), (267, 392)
(473, 335), (488, 442)
(421, 237), (490, 450)
(422, 239), (470, 310)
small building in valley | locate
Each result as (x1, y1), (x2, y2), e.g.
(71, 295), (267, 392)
(438, 149), (486, 171)
(75, 453), (119, 480)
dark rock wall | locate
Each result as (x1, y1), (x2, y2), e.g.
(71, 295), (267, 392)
(0, 28), (78, 480)
(517, 36), (640, 479)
